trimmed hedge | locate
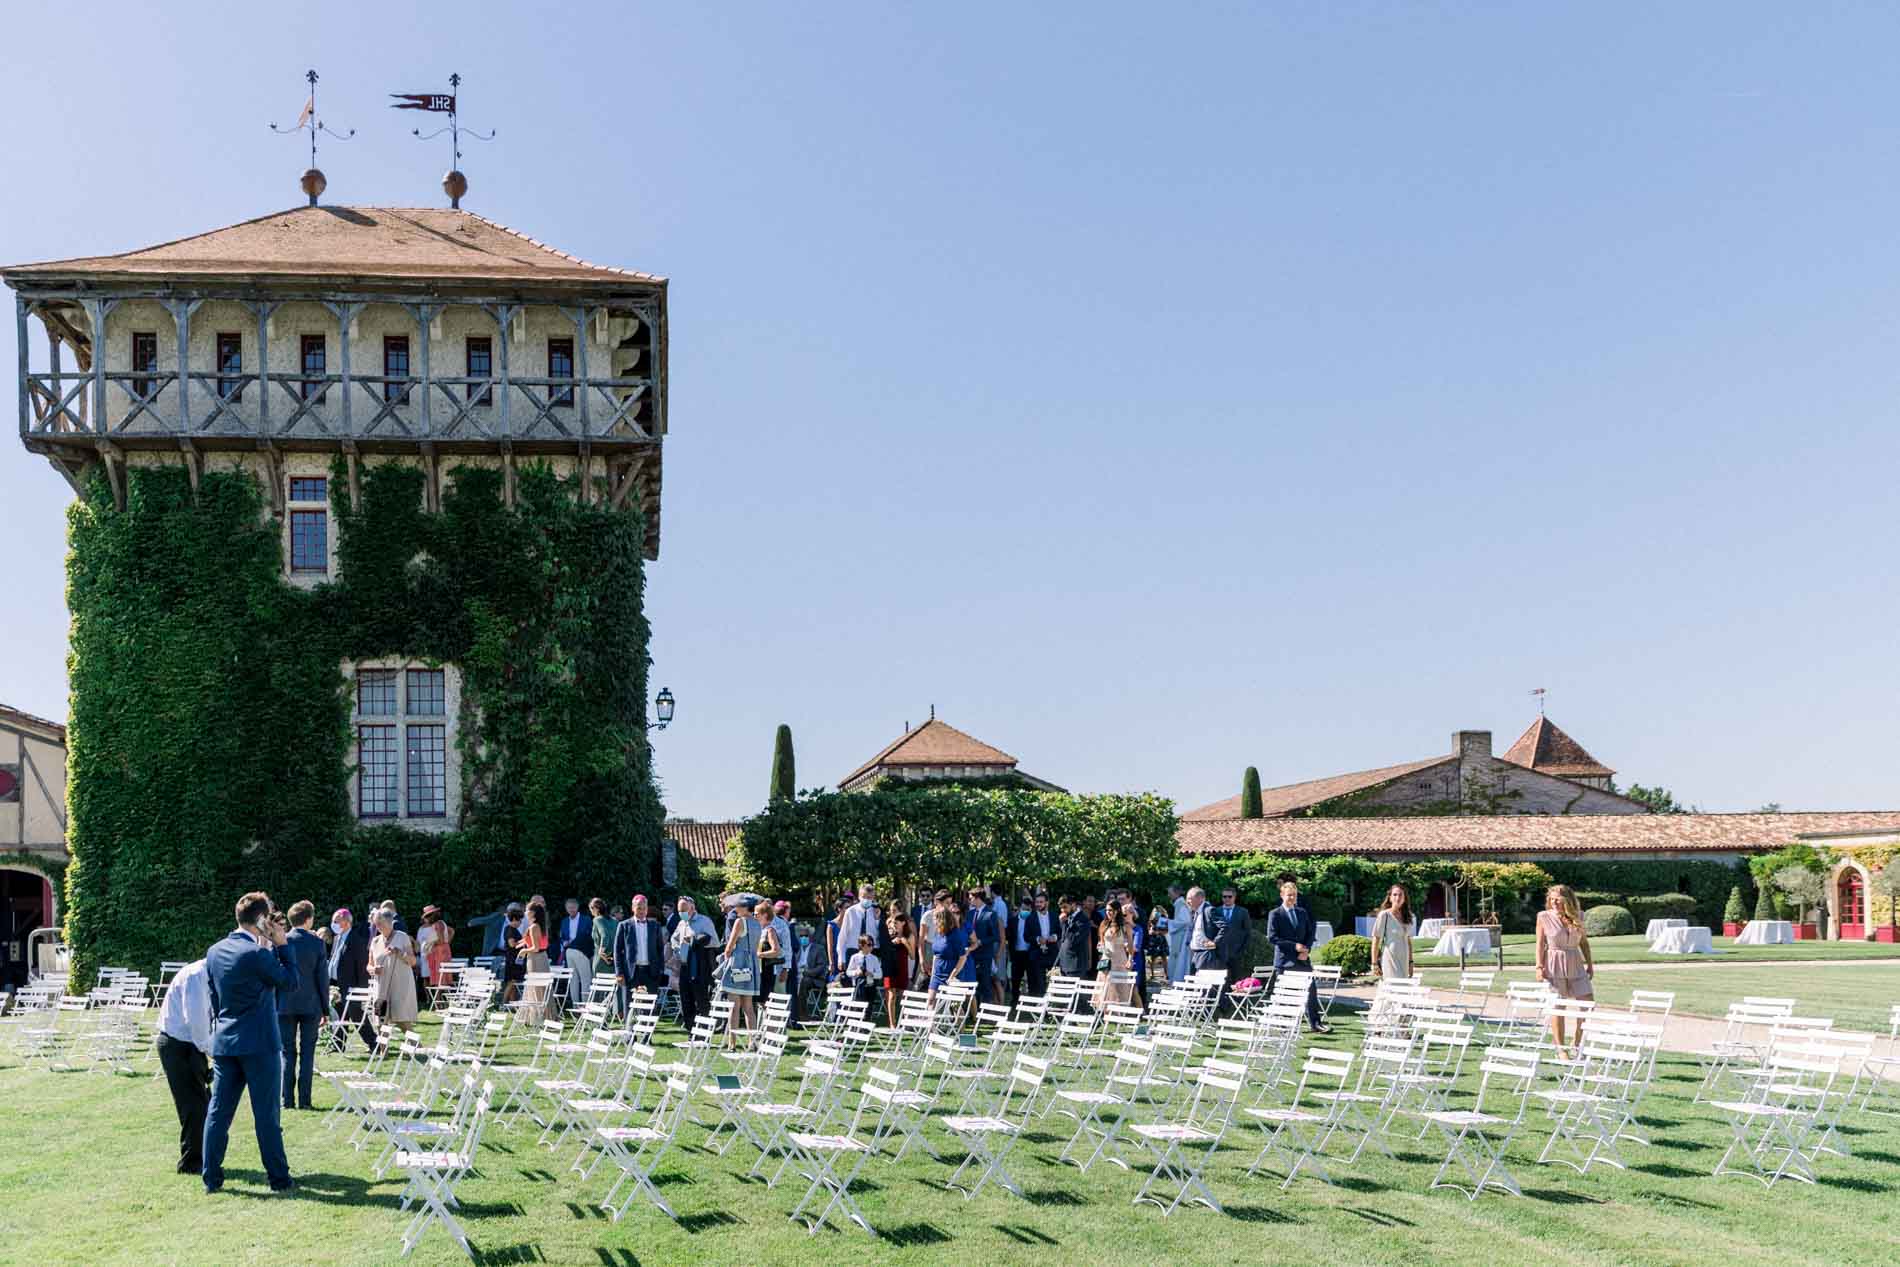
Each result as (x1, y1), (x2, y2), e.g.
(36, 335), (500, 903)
(1574, 890), (1622, 909)
(1628, 894), (1699, 923)
(1538, 859), (1750, 930)
(1314, 933), (1371, 976)
(1582, 905), (1635, 937)
(63, 462), (665, 983)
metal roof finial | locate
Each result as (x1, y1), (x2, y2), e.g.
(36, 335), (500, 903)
(270, 68), (355, 206)
(396, 72), (498, 209)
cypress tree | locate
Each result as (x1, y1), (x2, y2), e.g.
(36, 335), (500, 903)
(770, 724), (796, 802)
(1240, 766), (1263, 819)
(1752, 882), (1775, 923)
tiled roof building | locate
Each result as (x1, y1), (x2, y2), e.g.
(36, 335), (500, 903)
(839, 716), (1063, 793)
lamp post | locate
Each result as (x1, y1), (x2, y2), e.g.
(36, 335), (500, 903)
(653, 686), (675, 731)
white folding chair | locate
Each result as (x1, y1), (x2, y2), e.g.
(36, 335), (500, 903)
(394, 1089), (491, 1259)
(1128, 1066), (1242, 1216)
(1244, 1048), (1354, 1190)
(940, 1055), (1046, 1200)
(1711, 1051), (1839, 1188)
(595, 1075), (696, 1222)
(1423, 1048), (1539, 1199)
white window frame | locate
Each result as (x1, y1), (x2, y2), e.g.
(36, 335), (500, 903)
(348, 660), (461, 831)
(284, 468), (334, 584)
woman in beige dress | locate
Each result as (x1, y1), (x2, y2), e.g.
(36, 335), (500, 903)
(1535, 884), (1595, 1056)
(370, 909), (420, 1031)
(1092, 902), (1135, 1008)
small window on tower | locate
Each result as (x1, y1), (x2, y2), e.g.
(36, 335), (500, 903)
(300, 335), (327, 401)
(383, 335), (410, 404)
(216, 333), (243, 400)
(131, 332), (159, 400)
(287, 476), (329, 576)
(466, 336), (492, 406)
(548, 338), (574, 408)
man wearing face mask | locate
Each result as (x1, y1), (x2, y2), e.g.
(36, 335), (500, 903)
(833, 884), (881, 984)
(326, 907), (374, 1052)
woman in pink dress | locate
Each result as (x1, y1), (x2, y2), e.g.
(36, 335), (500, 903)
(1535, 884), (1595, 1056)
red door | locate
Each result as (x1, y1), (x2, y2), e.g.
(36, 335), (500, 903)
(1838, 870), (1866, 940)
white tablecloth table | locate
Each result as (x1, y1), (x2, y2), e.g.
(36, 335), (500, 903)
(1651, 926), (1715, 954)
(1419, 918), (1453, 939)
(1312, 921), (1334, 950)
(1734, 920), (1795, 946)
(1429, 928), (1494, 958)
(1644, 918), (1688, 945)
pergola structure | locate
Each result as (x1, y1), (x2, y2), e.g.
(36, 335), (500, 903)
(6, 204), (669, 555)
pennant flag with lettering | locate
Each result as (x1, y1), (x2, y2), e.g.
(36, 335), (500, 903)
(390, 92), (455, 112)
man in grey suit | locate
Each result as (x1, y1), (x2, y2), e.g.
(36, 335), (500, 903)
(275, 900), (330, 1110)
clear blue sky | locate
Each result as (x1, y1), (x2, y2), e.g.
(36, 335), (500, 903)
(2, 5), (1895, 820)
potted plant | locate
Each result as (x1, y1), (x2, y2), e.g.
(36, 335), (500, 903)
(1868, 866), (1900, 944)
(1752, 883), (1776, 926)
(1722, 885), (1747, 938)
(1774, 866), (1825, 940)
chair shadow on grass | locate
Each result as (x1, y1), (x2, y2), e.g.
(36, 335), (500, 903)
(1226, 1204), (1295, 1225)
(995, 1223), (1060, 1246)
(1022, 1187), (1085, 1207)
(883, 1221), (953, 1246)
(471, 1245), (544, 1266)
(1523, 1187), (1608, 1205)
(592, 1251), (641, 1267)
(1819, 1176), (1890, 1194)
(679, 1210), (740, 1234)
(1343, 1206), (1413, 1226)
(1631, 1162), (1702, 1180)
(564, 1200), (609, 1221)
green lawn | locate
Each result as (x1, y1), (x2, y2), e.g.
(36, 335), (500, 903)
(1414, 933), (1900, 968)
(1416, 963), (1900, 1034)
(3, 1011), (1899, 1267)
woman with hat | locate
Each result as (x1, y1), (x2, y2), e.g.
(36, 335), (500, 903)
(417, 904), (454, 998)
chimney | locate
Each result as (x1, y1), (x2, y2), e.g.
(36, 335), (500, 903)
(1452, 730), (1492, 798)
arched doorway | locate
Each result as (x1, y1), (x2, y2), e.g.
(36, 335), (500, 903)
(1836, 867), (1867, 941)
(1, 866), (54, 989)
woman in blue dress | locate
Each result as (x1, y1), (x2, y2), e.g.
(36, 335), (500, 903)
(928, 898), (970, 1007)
(721, 900), (776, 1046)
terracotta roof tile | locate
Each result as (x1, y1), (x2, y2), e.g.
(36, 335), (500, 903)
(665, 820), (742, 865)
(1177, 812), (1900, 858)
(841, 719), (1020, 788)
(1501, 716), (1614, 779)
(1180, 756), (1454, 821)
(2, 206), (664, 289)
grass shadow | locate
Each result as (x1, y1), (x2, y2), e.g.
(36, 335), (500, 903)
(592, 1251), (641, 1267)
(1022, 1187), (1085, 1207)
(472, 1246), (543, 1266)
(1632, 1163), (1701, 1180)
(1819, 1176), (1890, 1194)
(563, 1201), (608, 1221)
(1226, 1203), (1295, 1224)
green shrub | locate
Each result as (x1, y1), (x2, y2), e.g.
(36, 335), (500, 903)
(1724, 886), (1748, 924)
(1539, 859), (1744, 930)
(1314, 933), (1371, 976)
(1753, 884), (1776, 922)
(1574, 889), (1622, 908)
(1581, 905), (1635, 937)
(1240, 767), (1263, 819)
(1628, 894), (1699, 923)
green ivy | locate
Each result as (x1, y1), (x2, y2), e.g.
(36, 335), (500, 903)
(63, 461), (663, 983)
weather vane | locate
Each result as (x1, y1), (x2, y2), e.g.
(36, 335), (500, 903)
(393, 72), (497, 209)
(1530, 687), (1547, 716)
(270, 69), (354, 206)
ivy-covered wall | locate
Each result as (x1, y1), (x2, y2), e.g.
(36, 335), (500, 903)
(64, 459), (664, 982)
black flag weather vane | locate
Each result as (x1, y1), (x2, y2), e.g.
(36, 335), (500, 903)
(393, 73), (496, 208)
(270, 69), (354, 205)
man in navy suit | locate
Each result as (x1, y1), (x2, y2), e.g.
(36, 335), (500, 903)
(202, 891), (298, 1193)
(1266, 879), (1330, 1033)
(275, 900), (329, 1110)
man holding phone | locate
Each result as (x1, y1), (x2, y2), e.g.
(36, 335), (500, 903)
(201, 891), (299, 1194)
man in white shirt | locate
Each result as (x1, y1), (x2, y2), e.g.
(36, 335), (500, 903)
(834, 885), (880, 983)
(158, 959), (215, 1175)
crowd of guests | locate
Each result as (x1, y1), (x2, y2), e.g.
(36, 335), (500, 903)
(157, 874), (1491, 1193)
